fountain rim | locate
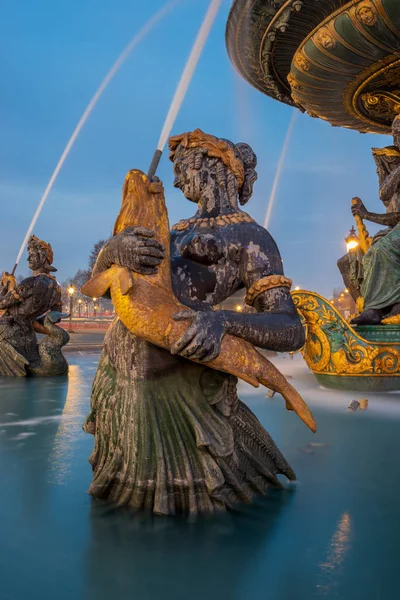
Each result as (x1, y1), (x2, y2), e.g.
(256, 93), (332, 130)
(225, 0), (348, 107)
(225, 0), (400, 134)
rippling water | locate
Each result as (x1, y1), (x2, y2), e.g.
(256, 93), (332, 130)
(0, 353), (399, 599)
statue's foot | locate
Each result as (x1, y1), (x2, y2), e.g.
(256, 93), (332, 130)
(351, 309), (383, 326)
(384, 303), (400, 320)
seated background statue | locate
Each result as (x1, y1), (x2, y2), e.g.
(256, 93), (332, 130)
(349, 115), (400, 325)
(83, 130), (306, 516)
(0, 236), (69, 376)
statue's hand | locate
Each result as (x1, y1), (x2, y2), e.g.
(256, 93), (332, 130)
(171, 310), (226, 362)
(351, 197), (369, 219)
(110, 226), (165, 275)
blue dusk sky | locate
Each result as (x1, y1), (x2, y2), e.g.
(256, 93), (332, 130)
(0, 0), (389, 298)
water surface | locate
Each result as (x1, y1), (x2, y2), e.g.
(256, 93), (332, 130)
(0, 354), (398, 599)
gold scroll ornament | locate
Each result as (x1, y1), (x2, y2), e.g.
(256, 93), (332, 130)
(82, 169), (316, 432)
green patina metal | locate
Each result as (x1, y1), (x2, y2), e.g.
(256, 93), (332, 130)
(356, 324), (400, 343)
(315, 373), (400, 391)
(226, 0), (400, 133)
(293, 291), (400, 392)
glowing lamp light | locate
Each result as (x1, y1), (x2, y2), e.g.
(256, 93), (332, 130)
(294, 286), (300, 291)
(68, 286), (75, 296)
(345, 226), (359, 252)
(236, 305), (243, 312)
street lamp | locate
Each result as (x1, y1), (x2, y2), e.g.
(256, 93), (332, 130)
(78, 298), (82, 318)
(93, 297), (97, 317)
(68, 286), (75, 331)
(345, 226), (359, 252)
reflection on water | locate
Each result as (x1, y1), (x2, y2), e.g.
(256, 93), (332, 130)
(0, 353), (400, 599)
(85, 493), (294, 600)
(317, 513), (352, 596)
(49, 364), (85, 485)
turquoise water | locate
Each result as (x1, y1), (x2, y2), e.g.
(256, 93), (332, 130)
(0, 354), (399, 600)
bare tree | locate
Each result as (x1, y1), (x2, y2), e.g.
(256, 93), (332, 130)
(89, 240), (106, 271)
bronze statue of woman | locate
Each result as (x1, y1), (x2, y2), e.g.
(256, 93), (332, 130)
(83, 130), (307, 516)
(351, 115), (400, 325)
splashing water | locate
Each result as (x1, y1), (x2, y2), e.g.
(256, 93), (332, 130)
(148, 0), (222, 178)
(264, 111), (298, 231)
(12, 0), (181, 274)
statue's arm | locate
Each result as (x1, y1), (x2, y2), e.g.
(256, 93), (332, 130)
(89, 227), (165, 300)
(380, 164), (400, 204)
(0, 287), (23, 309)
(220, 230), (304, 352)
(171, 226), (305, 362)
(352, 197), (400, 226)
(92, 227), (165, 279)
(1, 277), (46, 313)
(363, 211), (400, 227)
(0, 275), (26, 309)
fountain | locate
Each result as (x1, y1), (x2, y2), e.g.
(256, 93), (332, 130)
(226, 0), (400, 391)
(10, 0), (181, 277)
(2, 1), (400, 593)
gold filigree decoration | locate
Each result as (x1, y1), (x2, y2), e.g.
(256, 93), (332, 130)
(294, 53), (310, 72)
(315, 27), (336, 50)
(172, 211), (254, 232)
(246, 275), (292, 307)
(292, 291), (400, 377)
(169, 129), (245, 188)
(343, 57), (400, 134)
(361, 91), (400, 121)
(287, 72), (302, 91)
(355, 1), (378, 27)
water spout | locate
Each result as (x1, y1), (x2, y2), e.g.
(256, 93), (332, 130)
(147, 0), (222, 179)
(12, 0), (181, 275)
(264, 111), (298, 231)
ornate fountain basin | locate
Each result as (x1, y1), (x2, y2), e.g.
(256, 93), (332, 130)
(226, 0), (400, 133)
(293, 290), (400, 391)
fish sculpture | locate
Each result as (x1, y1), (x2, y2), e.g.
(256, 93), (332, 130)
(82, 169), (316, 432)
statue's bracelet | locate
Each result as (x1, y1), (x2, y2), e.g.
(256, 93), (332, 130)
(245, 275), (292, 306)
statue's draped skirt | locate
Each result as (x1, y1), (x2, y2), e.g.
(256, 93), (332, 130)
(83, 318), (295, 515)
(362, 223), (400, 311)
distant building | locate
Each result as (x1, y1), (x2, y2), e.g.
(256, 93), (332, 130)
(330, 287), (356, 318)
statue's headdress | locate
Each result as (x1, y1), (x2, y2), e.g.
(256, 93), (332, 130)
(168, 129), (245, 188)
(28, 235), (57, 272)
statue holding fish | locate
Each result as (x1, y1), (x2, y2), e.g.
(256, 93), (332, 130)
(82, 129), (315, 516)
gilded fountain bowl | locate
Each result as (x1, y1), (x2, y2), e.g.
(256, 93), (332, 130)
(226, 0), (400, 134)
